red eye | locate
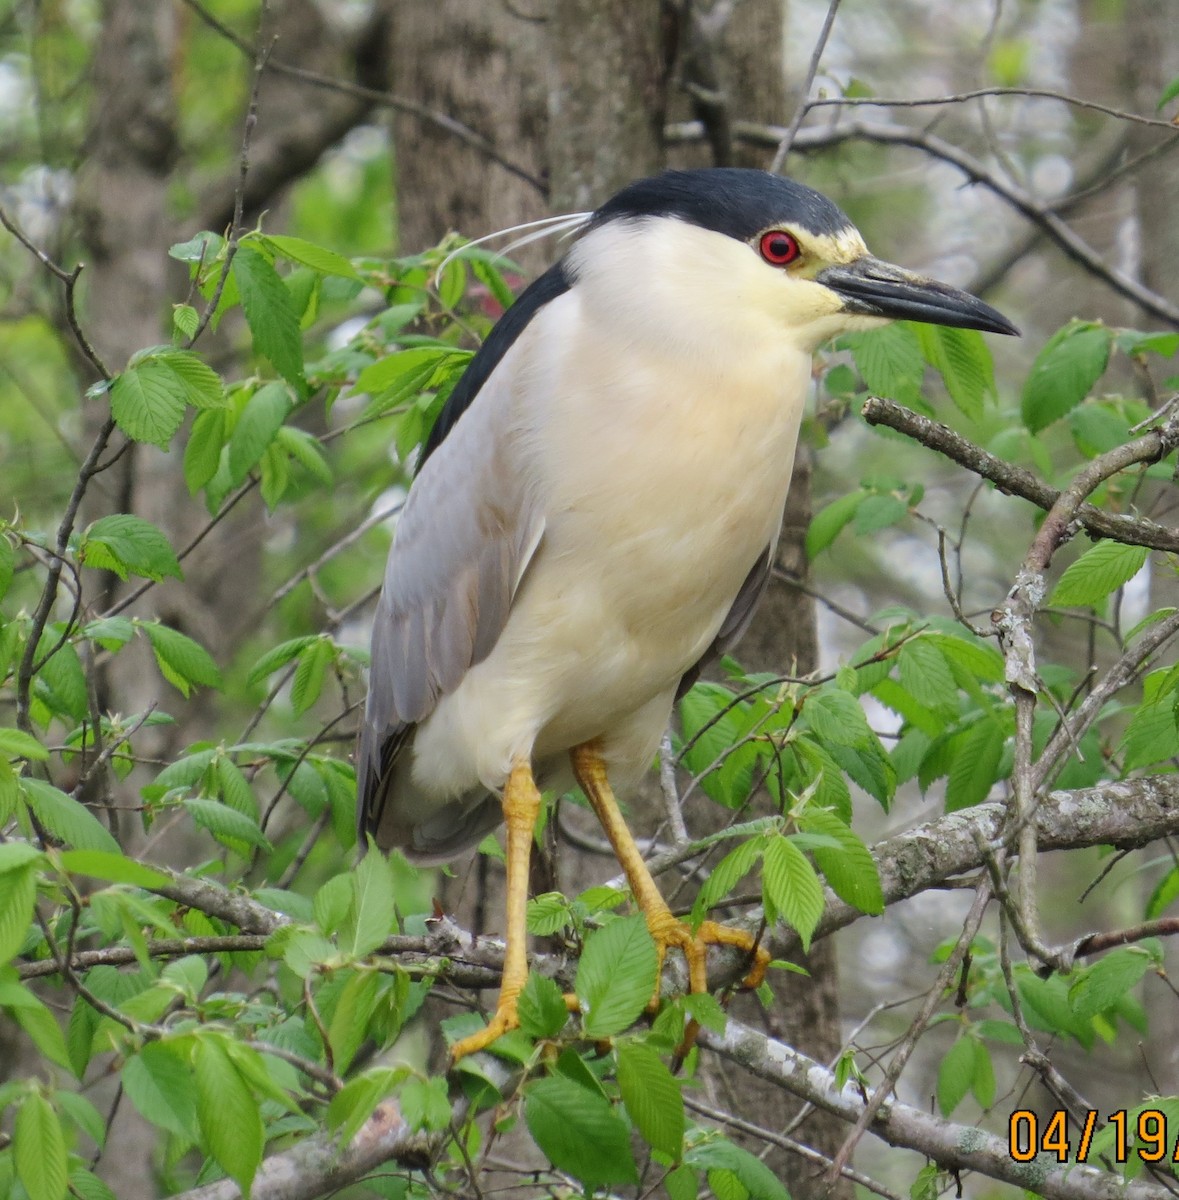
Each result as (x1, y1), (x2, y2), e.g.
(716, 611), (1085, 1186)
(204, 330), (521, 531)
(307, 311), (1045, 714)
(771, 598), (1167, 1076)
(758, 230), (801, 266)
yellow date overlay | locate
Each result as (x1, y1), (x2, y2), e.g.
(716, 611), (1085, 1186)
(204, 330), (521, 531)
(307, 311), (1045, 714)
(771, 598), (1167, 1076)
(1010, 1109), (1178, 1164)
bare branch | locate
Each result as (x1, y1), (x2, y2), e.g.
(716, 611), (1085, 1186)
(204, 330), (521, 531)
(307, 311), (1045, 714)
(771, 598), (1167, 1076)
(861, 397), (1179, 553)
(703, 1017), (1175, 1200)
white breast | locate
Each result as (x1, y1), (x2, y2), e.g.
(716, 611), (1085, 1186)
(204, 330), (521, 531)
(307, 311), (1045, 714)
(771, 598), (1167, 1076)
(411, 268), (810, 798)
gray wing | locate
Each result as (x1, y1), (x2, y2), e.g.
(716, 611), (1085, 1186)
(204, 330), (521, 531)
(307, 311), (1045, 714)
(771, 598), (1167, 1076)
(357, 358), (545, 844)
(676, 542), (775, 699)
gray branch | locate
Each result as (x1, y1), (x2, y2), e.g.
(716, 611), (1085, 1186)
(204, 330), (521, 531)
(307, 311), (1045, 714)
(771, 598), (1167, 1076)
(703, 1018), (1174, 1200)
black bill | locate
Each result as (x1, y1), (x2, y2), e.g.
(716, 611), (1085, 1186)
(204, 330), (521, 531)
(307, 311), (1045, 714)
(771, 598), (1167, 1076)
(818, 256), (1020, 336)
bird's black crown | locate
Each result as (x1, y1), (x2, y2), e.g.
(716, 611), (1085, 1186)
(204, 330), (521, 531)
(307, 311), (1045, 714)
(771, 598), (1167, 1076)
(589, 168), (856, 242)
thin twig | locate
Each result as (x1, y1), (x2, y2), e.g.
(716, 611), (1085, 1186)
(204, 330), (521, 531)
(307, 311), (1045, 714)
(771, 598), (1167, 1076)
(769, 0), (843, 173)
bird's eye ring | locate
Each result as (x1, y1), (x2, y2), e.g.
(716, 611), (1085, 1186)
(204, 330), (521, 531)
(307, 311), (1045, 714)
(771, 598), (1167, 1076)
(758, 230), (801, 266)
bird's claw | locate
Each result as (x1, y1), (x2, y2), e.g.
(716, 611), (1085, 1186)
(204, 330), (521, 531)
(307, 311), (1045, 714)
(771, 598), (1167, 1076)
(450, 996), (520, 1062)
(647, 910), (770, 1003)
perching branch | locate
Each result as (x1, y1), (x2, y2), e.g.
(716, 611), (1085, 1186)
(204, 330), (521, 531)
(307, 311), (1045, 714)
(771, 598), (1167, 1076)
(861, 397), (1179, 553)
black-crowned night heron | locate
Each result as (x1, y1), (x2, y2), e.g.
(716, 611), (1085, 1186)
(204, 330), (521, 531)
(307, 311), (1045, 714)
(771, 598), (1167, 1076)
(357, 168), (1017, 1059)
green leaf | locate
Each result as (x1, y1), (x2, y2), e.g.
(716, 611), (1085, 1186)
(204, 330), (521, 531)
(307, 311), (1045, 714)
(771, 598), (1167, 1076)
(195, 1035), (264, 1195)
(0, 536), (14, 602)
(1120, 696), (1179, 771)
(1069, 948), (1153, 1019)
(937, 1034), (974, 1115)
(685, 1138), (789, 1200)
(328, 1068), (401, 1144)
(184, 797), (270, 851)
(81, 514), (182, 583)
(399, 1075), (451, 1132)
(184, 408), (226, 495)
(1049, 541), (1148, 608)
(68, 1170), (117, 1200)
(971, 1038), (995, 1107)
(349, 845), (395, 957)
(233, 246), (306, 387)
(0, 861), (38, 968)
(0, 727), (49, 761)
(1158, 73), (1179, 110)
(247, 635), (318, 684)
(806, 491), (864, 558)
(853, 492), (908, 535)
(945, 718), (1006, 812)
(1020, 323), (1111, 432)
(172, 303), (199, 342)
(228, 381), (293, 485)
(801, 688), (871, 747)
(290, 636), (333, 716)
(525, 1075), (638, 1187)
(762, 836), (824, 951)
(798, 808), (883, 915)
(918, 324), (994, 420)
(617, 1041), (685, 1158)
(0, 981), (73, 1071)
(14, 1092), (68, 1200)
(693, 836), (762, 919)
(149, 349), (225, 409)
(260, 234), (362, 280)
(140, 621), (223, 696)
(576, 915), (658, 1038)
(20, 779), (119, 853)
(898, 638), (958, 718)
(110, 360), (188, 448)
(846, 323), (924, 406)
(328, 970), (382, 1073)
(517, 972), (571, 1040)
(275, 426), (333, 485)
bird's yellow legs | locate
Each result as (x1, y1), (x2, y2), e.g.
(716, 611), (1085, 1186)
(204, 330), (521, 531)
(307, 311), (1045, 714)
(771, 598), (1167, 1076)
(450, 744), (770, 1063)
(570, 741), (769, 1001)
(450, 758), (542, 1062)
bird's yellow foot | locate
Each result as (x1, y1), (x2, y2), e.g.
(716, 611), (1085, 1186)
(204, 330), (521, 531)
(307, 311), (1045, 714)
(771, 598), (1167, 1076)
(646, 907), (769, 1001)
(450, 994), (521, 1062)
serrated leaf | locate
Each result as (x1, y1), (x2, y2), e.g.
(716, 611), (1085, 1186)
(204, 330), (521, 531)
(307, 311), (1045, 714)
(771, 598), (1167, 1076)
(693, 836), (762, 918)
(195, 1035), (264, 1196)
(140, 622), (222, 696)
(801, 688), (871, 748)
(945, 718), (1006, 812)
(762, 836), (824, 950)
(20, 779), (119, 853)
(1049, 541), (1148, 608)
(0, 984), (72, 1071)
(228, 381), (292, 485)
(853, 492), (908, 535)
(172, 303), (199, 341)
(576, 915), (658, 1038)
(184, 797), (270, 851)
(327, 1069), (400, 1145)
(799, 808), (883, 915)
(183, 407), (226, 495)
(261, 234), (362, 280)
(617, 1041), (684, 1158)
(0, 727), (49, 761)
(110, 361), (188, 448)
(971, 1038), (995, 1107)
(1020, 323), (1111, 433)
(233, 246), (306, 387)
(936, 1034), (974, 1115)
(525, 1075), (638, 1187)
(290, 637), (332, 715)
(216, 757), (258, 819)
(247, 635), (318, 684)
(846, 323), (924, 406)
(517, 972), (570, 1040)
(349, 846), (394, 957)
(275, 426), (333, 485)
(686, 1138), (789, 1200)
(0, 540), (14, 607)
(150, 349), (225, 409)
(918, 324), (993, 420)
(14, 1092), (67, 1200)
(82, 514), (182, 583)
(328, 970), (381, 1073)
(0, 862), (37, 968)
(1120, 696), (1179, 771)
(1069, 948), (1152, 1019)
(806, 491), (864, 558)
(898, 637), (958, 718)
